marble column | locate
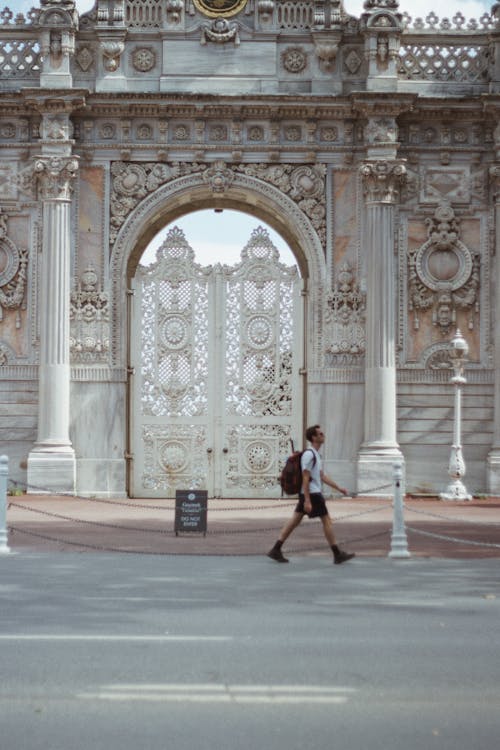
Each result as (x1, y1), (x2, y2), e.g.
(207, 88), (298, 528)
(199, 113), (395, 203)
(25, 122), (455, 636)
(28, 156), (79, 494)
(357, 159), (406, 495)
(487, 166), (500, 493)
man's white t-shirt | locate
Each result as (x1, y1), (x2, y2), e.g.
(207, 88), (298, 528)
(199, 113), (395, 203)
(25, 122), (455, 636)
(300, 447), (322, 493)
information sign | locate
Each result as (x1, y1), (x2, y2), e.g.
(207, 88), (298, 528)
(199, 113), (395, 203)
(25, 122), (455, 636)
(174, 490), (208, 536)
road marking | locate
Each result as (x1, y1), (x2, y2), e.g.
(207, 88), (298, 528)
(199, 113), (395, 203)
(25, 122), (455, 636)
(0, 635), (232, 642)
(78, 683), (356, 705)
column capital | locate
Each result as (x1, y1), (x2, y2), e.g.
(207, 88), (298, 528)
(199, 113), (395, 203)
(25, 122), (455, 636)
(33, 155), (79, 201)
(359, 159), (407, 204)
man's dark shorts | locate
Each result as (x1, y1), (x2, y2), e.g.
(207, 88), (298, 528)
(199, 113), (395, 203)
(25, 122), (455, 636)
(295, 492), (329, 518)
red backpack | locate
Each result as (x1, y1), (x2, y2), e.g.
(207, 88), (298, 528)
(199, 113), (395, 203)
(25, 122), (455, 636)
(279, 445), (316, 496)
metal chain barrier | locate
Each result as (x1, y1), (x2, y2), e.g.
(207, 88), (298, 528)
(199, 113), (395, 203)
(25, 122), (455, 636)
(405, 526), (500, 549)
(7, 470), (500, 555)
(6, 474), (396, 555)
(404, 502), (500, 527)
(402, 500), (500, 549)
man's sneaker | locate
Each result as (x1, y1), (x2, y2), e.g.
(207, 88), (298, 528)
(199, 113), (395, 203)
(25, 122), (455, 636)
(334, 550), (355, 565)
(267, 547), (289, 563)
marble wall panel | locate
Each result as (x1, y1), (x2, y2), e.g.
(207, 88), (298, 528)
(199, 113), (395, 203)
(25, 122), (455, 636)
(308, 382), (364, 488)
(162, 42), (276, 79)
(70, 381), (126, 495)
(0, 380), (37, 487)
(397, 382), (493, 493)
(78, 167), (105, 273)
(332, 169), (358, 270)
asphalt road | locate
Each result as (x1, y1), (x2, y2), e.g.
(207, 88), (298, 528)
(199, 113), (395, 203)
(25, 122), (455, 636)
(1, 552), (499, 750)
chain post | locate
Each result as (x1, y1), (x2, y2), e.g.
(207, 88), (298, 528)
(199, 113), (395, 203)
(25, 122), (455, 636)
(0, 455), (11, 554)
(388, 462), (410, 559)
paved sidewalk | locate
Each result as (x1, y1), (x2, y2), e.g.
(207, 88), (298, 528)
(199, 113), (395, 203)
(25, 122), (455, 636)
(5, 493), (500, 558)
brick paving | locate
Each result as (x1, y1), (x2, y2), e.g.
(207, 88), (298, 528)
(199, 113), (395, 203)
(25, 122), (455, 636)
(5, 494), (500, 558)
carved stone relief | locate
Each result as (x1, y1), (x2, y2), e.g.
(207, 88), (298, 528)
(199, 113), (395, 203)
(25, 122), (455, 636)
(282, 47), (307, 73)
(110, 161), (327, 247)
(324, 260), (366, 366)
(70, 264), (109, 363)
(408, 202), (480, 336)
(200, 18), (240, 45)
(131, 47), (156, 72)
(0, 210), (28, 331)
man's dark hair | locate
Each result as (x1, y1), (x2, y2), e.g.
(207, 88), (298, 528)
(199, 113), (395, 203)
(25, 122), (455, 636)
(305, 424), (321, 442)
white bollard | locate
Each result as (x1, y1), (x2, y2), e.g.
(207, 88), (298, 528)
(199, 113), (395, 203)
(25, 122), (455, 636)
(388, 462), (410, 559)
(0, 455), (10, 554)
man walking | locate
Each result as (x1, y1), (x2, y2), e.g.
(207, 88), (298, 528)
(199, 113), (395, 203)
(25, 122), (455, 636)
(268, 425), (355, 565)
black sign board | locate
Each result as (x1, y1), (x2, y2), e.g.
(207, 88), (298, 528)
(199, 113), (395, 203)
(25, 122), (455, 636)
(174, 490), (208, 536)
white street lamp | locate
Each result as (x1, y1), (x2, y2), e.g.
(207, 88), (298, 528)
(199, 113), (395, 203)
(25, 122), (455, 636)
(440, 328), (472, 501)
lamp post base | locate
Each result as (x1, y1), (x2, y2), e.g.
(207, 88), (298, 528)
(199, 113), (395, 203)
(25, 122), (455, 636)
(439, 479), (472, 502)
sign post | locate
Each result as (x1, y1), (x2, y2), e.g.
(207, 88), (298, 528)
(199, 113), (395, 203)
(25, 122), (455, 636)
(175, 490), (208, 536)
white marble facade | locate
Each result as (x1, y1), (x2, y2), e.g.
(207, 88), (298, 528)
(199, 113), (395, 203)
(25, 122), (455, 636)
(0, 0), (498, 496)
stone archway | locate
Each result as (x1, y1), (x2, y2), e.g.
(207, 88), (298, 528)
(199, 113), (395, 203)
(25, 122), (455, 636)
(109, 165), (328, 369)
(108, 164), (327, 497)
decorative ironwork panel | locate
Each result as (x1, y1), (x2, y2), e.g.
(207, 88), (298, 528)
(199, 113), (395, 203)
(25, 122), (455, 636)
(131, 225), (302, 498)
(138, 227), (210, 419)
(224, 227), (297, 418)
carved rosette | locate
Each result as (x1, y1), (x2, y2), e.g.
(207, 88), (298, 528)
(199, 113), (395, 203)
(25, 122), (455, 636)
(33, 155), (79, 201)
(360, 160), (407, 204)
(408, 203), (480, 335)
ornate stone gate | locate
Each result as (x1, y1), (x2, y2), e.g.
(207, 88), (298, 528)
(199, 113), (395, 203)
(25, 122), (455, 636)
(0, 0), (499, 497)
(130, 224), (303, 498)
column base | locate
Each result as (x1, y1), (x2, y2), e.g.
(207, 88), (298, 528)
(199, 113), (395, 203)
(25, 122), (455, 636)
(487, 451), (500, 495)
(27, 447), (76, 495)
(357, 447), (404, 496)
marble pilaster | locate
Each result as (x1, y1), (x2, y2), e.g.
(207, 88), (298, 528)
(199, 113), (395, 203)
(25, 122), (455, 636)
(357, 159), (406, 494)
(28, 155), (79, 494)
(487, 165), (500, 493)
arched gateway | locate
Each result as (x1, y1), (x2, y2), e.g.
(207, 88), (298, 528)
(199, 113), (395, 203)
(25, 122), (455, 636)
(0, 0), (499, 497)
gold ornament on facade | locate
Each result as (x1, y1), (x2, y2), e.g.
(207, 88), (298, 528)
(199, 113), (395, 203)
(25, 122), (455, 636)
(193, 0), (248, 18)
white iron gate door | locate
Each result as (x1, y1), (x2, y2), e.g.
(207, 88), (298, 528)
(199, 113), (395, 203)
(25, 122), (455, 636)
(130, 226), (303, 498)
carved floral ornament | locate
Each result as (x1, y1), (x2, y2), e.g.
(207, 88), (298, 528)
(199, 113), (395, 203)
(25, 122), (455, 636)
(131, 47), (156, 73)
(0, 210), (28, 338)
(110, 161), (327, 246)
(200, 18), (240, 46)
(408, 202), (480, 335)
(325, 260), (366, 366)
(70, 264), (109, 363)
(282, 47), (307, 73)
